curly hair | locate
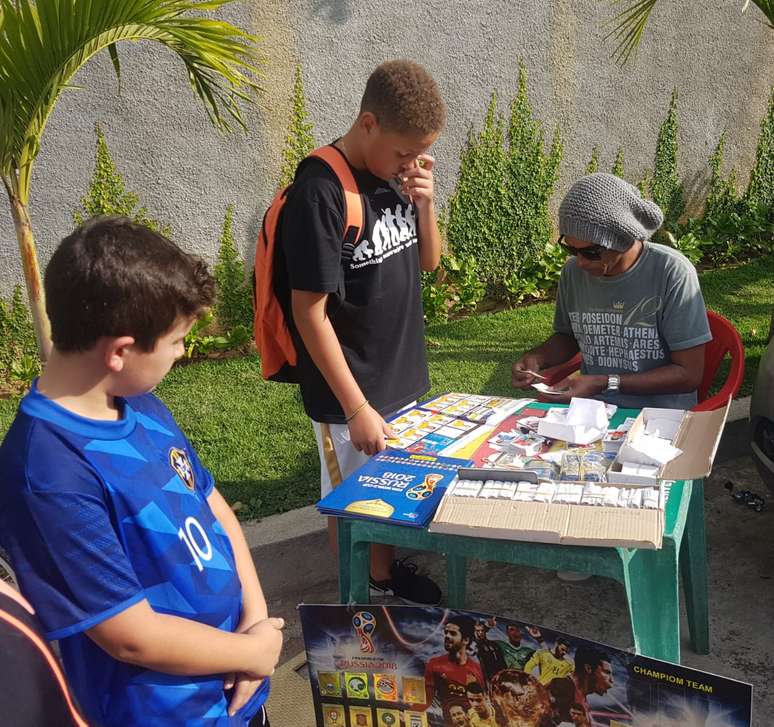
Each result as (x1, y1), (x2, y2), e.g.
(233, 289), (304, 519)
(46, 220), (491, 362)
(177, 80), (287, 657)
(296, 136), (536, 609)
(360, 59), (446, 135)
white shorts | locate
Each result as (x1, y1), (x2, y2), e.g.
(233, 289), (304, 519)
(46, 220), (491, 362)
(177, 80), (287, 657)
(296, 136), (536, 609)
(312, 402), (415, 497)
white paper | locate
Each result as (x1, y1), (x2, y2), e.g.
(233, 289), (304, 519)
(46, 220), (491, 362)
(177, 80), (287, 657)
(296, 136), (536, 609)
(537, 398), (607, 444)
(566, 397), (608, 429)
(622, 431), (683, 466)
(531, 382), (568, 396)
(644, 417), (681, 440)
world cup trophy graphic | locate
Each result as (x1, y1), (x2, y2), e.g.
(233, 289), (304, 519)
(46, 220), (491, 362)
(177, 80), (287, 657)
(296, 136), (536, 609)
(352, 610), (377, 653)
(406, 472), (443, 500)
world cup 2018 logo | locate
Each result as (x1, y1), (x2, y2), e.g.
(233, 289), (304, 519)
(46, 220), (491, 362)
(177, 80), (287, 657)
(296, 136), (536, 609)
(352, 610), (376, 653)
(406, 473), (443, 501)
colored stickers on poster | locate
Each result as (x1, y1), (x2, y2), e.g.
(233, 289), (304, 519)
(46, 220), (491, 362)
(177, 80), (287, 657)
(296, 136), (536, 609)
(373, 673), (399, 702)
(345, 672), (370, 700)
(317, 671), (342, 697)
(300, 604), (753, 727)
(321, 703), (346, 727)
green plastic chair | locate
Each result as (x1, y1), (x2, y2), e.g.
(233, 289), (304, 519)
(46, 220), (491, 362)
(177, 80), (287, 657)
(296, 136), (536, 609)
(336, 406), (709, 664)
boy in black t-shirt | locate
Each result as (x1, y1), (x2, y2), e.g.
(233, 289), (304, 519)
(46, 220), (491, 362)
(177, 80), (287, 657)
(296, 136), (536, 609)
(277, 60), (446, 604)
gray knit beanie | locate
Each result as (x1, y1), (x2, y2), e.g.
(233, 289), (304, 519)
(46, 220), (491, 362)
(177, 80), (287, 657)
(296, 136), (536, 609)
(559, 173), (664, 251)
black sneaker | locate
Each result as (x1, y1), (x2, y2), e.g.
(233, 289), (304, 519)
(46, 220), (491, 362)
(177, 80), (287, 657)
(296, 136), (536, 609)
(369, 557), (442, 605)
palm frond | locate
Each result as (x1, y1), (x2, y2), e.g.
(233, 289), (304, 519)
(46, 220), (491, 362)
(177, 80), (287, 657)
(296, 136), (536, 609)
(0, 0), (261, 199)
(750, 0), (774, 26)
(604, 0), (774, 66)
(603, 0), (659, 66)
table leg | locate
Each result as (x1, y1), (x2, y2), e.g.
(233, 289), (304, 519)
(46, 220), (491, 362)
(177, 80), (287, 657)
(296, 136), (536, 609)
(337, 518), (352, 603)
(446, 554), (468, 609)
(624, 541), (681, 663)
(350, 537), (371, 604)
(680, 479), (710, 654)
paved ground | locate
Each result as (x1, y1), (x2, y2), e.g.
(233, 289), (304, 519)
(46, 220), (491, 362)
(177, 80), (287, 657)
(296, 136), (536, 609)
(255, 406), (773, 726)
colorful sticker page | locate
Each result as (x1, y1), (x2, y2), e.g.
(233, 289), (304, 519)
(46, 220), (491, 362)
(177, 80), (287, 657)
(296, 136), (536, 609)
(387, 395), (533, 457)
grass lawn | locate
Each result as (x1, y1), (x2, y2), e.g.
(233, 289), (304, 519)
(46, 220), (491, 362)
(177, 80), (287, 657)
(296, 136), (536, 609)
(0, 255), (771, 519)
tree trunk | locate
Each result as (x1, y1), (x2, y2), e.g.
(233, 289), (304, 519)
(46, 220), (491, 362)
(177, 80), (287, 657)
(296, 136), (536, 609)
(9, 194), (52, 362)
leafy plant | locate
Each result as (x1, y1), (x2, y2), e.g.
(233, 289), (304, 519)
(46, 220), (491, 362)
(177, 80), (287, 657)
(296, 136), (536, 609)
(746, 85), (774, 212)
(501, 63), (563, 301)
(445, 92), (508, 291)
(612, 148), (625, 178)
(651, 89), (685, 232)
(444, 64), (562, 303)
(705, 131), (739, 219)
(214, 205), (253, 331)
(586, 146), (600, 174)
(0, 285), (40, 389)
(279, 65), (316, 187)
(73, 123), (169, 234)
(672, 231), (703, 265)
(0, 0), (261, 360)
(421, 254), (486, 323)
(183, 311), (251, 360)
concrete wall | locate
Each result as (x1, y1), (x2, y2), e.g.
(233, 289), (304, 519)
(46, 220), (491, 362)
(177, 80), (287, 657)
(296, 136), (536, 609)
(1, 0), (772, 295)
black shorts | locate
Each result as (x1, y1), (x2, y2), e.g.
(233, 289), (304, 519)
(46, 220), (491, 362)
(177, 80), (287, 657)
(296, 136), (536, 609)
(249, 705), (270, 727)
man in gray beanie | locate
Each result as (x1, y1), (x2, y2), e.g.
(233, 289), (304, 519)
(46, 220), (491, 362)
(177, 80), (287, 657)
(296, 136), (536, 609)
(512, 173), (711, 409)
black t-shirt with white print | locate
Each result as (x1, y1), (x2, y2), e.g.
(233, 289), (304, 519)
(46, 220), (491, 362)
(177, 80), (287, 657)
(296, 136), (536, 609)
(277, 148), (429, 424)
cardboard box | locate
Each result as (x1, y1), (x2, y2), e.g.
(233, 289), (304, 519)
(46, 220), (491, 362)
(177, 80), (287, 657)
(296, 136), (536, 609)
(607, 400), (730, 486)
(429, 469), (667, 549)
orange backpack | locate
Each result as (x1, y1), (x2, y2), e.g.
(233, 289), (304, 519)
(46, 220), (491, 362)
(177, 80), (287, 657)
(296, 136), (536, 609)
(254, 145), (364, 382)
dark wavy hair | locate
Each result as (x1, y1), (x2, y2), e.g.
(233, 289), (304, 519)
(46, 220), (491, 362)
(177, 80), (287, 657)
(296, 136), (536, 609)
(45, 216), (215, 352)
(360, 59), (446, 135)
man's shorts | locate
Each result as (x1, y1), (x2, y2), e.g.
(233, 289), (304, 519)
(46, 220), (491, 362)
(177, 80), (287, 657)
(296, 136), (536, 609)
(312, 403), (415, 497)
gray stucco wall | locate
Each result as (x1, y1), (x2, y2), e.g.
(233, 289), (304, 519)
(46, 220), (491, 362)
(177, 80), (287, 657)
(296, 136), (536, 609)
(1, 0), (772, 296)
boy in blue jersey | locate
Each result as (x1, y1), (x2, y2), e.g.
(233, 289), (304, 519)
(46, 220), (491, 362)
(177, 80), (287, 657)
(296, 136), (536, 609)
(0, 217), (284, 726)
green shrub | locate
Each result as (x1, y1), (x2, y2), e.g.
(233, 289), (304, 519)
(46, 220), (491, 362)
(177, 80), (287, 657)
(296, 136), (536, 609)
(586, 146), (600, 174)
(0, 285), (40, 390)
(612, 148), (625, 178)
(673, 104), (774, 266)
(214, 205), (253, 331)
(745, 85), (774, 213)
(444, 92), (507, 290)
(74, 123), (169, 235)
(279, 65), (316, 187)
(650, 89), (685, 231)
(444, 63), (562, 302)
(421, 254), (486, 323)
(183, 311), (251, 360)
(705, 132), (739, 218)
(501, 63), (562, 302)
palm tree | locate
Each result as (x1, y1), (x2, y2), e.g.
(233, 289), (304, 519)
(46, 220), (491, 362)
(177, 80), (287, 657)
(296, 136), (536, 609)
(606, 0), (774, 65)
(0, 0), (260, 360)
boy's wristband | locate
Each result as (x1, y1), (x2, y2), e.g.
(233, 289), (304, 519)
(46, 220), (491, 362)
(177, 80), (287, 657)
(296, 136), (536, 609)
(345, 400), (369, 423)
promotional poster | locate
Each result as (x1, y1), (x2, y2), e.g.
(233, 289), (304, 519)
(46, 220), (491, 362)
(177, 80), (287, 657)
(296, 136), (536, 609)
(299, 604), (752, 727)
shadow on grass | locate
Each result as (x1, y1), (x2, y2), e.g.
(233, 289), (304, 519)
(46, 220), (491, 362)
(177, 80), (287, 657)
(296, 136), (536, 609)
(218, 447), (320, 521)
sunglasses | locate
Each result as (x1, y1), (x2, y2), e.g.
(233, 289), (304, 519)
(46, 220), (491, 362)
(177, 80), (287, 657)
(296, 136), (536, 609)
(558, 235), (605, 261)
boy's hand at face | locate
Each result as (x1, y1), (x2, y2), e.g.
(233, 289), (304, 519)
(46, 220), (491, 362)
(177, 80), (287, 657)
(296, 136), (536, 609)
(401, 154), (435, 211)
(348, 403), (396, 456)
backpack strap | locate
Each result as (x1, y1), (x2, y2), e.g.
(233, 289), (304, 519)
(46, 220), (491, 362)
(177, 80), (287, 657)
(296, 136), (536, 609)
(307, 145), (364, 246)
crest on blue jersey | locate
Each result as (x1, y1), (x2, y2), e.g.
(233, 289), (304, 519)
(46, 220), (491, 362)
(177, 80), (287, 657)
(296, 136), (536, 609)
(169, 447), (195, 491)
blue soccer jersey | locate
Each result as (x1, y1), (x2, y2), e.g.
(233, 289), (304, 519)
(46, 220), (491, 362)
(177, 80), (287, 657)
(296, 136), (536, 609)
(0, 382), (269, 726)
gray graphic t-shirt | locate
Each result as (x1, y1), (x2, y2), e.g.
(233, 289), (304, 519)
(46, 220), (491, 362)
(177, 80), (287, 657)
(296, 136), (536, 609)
(553, 242), (712, 409)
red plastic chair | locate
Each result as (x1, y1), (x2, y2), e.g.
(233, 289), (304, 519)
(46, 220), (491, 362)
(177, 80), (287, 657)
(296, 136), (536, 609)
(541, 310), (744, 411)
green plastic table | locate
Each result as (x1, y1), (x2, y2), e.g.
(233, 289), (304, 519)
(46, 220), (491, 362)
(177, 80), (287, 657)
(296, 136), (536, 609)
(335, 404), (709, 664)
